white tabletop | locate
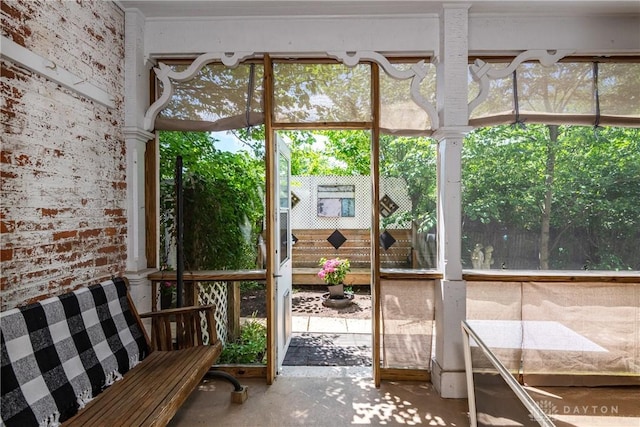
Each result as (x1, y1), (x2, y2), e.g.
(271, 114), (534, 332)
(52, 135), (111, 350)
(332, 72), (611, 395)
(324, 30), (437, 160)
(466, 320), (607, 352)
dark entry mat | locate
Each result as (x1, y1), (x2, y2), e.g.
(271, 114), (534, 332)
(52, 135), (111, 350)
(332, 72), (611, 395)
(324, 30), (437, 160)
(283, 333), (372, 367)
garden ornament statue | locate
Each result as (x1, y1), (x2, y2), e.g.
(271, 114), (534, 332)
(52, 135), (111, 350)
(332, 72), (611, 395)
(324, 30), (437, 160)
(471, 243), (484, 269)
(483, 245), (495, 269)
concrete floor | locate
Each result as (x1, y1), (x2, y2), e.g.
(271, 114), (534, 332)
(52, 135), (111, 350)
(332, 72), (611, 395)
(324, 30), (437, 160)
(169, 376), (640, 427)
(169, 317), (639, 426)
(169, 316), (469, 426)
(169, 368), (470, 426)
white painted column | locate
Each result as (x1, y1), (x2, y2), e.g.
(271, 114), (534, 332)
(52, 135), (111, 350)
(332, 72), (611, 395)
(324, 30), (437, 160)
(123, 8), (155, 315)
(431, 4), (472, 399)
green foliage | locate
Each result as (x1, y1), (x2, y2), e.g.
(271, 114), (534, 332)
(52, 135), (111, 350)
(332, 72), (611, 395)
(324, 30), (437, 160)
(219, 318), (267, 364)
(463, 125), (548, 229)
(159, 131), (265, 270)
(380, 135), (437, 232)
(462, 125), (640, 270)
(240, 281), (264, 292)
(231, 127), (266, 159)
(320, 130), (371, 175)
(283, 130), (370, 176)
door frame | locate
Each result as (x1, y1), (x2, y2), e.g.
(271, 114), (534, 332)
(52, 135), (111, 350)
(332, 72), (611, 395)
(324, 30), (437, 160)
(264, 57), (382, 384)
(264, 55), (277, 384)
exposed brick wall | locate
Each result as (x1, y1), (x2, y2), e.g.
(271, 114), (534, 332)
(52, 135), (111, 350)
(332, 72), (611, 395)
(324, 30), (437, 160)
(1, 0), (126, 309)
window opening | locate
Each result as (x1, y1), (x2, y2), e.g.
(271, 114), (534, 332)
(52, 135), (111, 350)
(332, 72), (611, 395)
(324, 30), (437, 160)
(317, 184), (356, 217)
(462, 124), (640, 271)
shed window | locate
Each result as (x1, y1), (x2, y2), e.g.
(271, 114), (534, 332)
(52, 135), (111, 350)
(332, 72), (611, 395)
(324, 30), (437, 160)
(317, 185), (355, 217)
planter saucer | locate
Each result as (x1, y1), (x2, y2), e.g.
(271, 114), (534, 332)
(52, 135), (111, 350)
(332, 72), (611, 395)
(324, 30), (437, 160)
(321, 291), (355, 308)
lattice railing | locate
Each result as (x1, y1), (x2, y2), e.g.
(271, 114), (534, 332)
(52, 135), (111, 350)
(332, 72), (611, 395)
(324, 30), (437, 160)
(148, 269), (267, 347)
(196, 281), (228, 344)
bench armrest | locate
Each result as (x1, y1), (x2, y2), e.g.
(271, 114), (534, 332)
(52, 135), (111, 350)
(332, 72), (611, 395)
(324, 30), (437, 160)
(140, 305), (218, 351)
(139, 304), (216, 318)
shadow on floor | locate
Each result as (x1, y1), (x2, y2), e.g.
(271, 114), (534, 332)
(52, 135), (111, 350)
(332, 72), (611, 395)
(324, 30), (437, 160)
(283, 332), (372, 367)
(170, 376), (470, 426)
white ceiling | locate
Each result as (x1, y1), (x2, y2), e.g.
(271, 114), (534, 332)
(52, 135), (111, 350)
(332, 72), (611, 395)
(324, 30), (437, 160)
(118, 0), (640, 18)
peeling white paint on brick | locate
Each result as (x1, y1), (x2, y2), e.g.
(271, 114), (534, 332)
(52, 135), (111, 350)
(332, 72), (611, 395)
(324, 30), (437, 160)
(1, 0), (126, 309)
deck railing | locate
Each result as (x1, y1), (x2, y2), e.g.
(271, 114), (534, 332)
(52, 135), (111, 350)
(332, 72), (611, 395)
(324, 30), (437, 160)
(148, 269), (267, 343)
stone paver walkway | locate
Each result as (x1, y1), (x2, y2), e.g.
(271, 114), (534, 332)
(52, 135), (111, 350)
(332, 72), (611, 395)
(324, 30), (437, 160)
(284, 316), (373, 367)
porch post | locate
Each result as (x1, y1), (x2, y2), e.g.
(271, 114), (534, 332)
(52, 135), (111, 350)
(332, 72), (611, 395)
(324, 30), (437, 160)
(431, 3), (472, 399)
(123, 8), (155, 316)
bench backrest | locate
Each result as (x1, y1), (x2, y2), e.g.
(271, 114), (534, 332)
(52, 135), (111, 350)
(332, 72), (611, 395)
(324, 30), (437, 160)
(1, 277), (149, 427)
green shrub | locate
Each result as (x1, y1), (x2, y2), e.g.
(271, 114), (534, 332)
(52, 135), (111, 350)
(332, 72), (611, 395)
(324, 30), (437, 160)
(240, 281), (264, 292)
(219, 316), (267, 364)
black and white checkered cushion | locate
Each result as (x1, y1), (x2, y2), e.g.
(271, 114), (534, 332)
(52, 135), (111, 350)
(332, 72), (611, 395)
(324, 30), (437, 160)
(1, 277), (149, 427)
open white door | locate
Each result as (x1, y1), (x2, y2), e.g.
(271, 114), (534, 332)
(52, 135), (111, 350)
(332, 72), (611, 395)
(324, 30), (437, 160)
(275, 133), (292, 371)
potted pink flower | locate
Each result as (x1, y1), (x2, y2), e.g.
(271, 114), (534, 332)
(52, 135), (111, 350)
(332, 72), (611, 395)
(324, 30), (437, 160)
(318, 257), (351, 298)
(160, 280), (176, 309)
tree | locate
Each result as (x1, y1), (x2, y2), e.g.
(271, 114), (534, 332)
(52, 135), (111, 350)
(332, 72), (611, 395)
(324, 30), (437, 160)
(467, 59), (639, 270)
(269, 129), (370, 176)
(159, 131), (265, 271)
(552, 126), (640, 269)
(379, 135), (437, 233)
(540, 125), (558, 270)
(463, 125), (640, 270)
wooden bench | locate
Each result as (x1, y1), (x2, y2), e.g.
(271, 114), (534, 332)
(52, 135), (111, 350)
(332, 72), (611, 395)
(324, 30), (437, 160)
(0, 277), (245, 427)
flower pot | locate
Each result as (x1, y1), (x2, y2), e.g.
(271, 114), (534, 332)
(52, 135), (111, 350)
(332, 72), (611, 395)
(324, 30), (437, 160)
(160, 292), (174, 310)
(327, 283), (345, 298)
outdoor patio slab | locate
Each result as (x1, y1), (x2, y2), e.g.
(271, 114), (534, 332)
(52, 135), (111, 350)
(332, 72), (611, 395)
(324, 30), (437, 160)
(283, 333), (371, 367)
(278, 366), (371, 378)
(293, 315), (371, 334)
(291, 315), (309, 332)
(346, 318), (371, 333)
(307, 316), (348, 333)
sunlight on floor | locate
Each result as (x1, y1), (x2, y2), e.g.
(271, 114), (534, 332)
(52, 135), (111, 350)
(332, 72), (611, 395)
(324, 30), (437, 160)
(169, 376), (469, 426)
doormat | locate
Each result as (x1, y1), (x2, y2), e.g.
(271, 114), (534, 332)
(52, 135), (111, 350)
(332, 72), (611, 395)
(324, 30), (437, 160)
(283, 333), (372, 367)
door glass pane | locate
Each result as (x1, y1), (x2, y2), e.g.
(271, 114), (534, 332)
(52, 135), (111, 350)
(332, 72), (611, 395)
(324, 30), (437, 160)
(279, 211), (289, 265)
(279, 153), (290, 264)
(279, 153), (289, 208)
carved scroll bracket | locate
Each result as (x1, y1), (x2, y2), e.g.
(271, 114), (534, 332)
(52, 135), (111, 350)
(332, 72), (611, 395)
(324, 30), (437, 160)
(328, 51), (439, 130)
(143, 51), (255, 131)
(468, 49), (575, 117)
